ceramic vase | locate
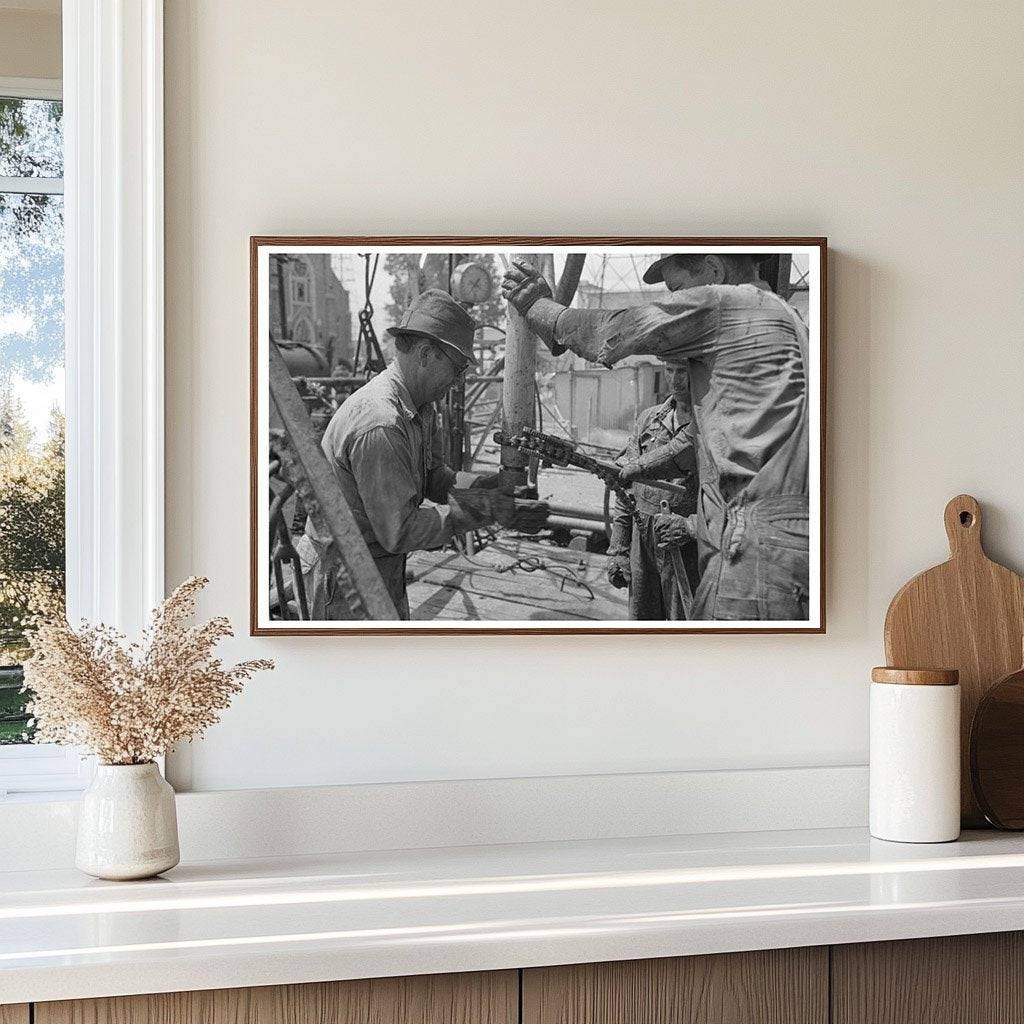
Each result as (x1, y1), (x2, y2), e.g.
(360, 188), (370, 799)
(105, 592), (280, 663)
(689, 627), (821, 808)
(76, 762), (180, 880)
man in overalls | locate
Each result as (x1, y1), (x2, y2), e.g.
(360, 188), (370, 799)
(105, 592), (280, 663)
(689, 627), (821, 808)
(606, 362), (698, 619)
(502, 253), (810, 622)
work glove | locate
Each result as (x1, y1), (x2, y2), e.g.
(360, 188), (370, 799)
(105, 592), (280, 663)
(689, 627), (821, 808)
(505, 498), (550, 534)
(448, 488), (515, 532)
(448, 488), (550, 534)
(653, 513), (692, 550)
(500, 259), (553, 316)
(619, 460), (645, 485)
(607, 556), (631, 590)
(467, 472), (503, 490)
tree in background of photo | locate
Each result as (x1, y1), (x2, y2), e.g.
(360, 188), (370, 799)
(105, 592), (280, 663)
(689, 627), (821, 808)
(384, 253), (505, 334)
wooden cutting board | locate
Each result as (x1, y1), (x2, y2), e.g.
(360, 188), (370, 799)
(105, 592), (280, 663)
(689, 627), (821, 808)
(884, 494), (1024, 826)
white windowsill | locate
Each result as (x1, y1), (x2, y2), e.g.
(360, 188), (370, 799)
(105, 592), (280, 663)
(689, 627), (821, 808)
(0, 744), (94, 799)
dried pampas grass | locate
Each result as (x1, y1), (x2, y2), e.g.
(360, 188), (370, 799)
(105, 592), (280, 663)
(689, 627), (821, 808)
(23, 576), (273, 765)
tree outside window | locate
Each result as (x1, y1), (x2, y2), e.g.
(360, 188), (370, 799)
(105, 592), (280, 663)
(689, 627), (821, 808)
(0, 95), (65, 744)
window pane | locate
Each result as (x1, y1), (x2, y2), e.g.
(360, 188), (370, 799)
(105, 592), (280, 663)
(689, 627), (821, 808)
(0, 665), (30, 743)
(0, 189), (65, 744)
(0, 97), (63, 179)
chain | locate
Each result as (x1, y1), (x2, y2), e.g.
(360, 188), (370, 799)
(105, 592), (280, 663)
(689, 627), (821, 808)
(354, 253), (386, 373)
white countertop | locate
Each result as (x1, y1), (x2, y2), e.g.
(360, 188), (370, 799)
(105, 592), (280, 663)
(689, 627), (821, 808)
(4, 826), (1024, 1004)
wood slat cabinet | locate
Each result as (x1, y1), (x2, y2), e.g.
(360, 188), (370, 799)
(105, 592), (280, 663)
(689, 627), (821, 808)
(17, 932), (1024, 1024)
(832, 932), (1024, 1024)
(33, 971), (517, 1024)
(522, 947), (828, 1024)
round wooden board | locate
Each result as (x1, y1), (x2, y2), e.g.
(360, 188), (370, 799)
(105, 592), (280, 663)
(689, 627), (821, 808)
(970, 664), (1024, 829)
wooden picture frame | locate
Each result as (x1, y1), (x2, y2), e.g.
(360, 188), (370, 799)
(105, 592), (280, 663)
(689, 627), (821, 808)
(251, 237), (827, 635)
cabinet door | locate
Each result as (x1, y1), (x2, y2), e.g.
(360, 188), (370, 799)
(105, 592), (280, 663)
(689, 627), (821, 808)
(832, 932), (1024, 1024)
(0, 1006), (29, 1024)
(35, 970), (517, 1024)
(523, 948), (828, 1024)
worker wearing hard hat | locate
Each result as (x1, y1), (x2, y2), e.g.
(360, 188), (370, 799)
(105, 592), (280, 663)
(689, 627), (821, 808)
(502, 253), (809, 622)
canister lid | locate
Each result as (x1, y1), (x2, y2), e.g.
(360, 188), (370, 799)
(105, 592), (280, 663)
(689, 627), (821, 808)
(871, 667), (959, 685)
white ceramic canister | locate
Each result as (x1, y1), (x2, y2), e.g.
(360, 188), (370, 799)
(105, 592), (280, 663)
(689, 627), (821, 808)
(870, 667), (961, 843)
(76, 762), (180, 880)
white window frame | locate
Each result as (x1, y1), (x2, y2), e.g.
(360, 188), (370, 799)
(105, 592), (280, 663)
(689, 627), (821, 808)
(0, 77), (64, 192)
(0, 0), (164, 799)
(0, 77), (61, 101)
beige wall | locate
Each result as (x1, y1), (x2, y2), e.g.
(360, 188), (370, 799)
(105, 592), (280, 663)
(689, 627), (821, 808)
(164, 1), (1024, 791)
(0, 7), (60, 81)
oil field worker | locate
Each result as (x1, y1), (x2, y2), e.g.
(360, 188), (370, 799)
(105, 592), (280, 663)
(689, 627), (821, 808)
(606, 361), (699, 620)
(502, 254), (810, 621)
(300, 289), (548, 620)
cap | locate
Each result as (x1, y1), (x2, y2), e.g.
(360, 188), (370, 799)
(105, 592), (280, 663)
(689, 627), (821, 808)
(642, 252), (775, 285)
(385, 289), (479, 368)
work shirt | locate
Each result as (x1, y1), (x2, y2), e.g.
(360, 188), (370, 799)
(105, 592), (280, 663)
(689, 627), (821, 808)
(300, 363), (457, 619)
(314, 363), (456, 558)
(552, 284), (809, 505)
(623, 397), (697, 517)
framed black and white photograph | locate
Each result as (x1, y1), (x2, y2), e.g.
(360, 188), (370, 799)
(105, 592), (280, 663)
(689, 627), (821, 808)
(251, 237), (826, 635)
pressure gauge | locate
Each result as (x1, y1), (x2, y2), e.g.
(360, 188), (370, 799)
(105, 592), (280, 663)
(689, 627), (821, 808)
(451, 261), (493, 305)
